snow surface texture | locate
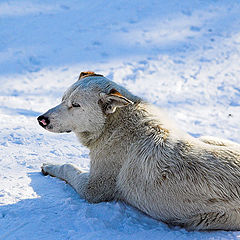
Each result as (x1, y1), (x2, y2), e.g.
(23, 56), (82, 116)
(1, 0), (240, 239)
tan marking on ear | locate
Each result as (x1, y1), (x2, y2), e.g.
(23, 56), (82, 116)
(108, 89), (134, 106)
(108, 89), (124, 97)
(78, 71), (104, 80)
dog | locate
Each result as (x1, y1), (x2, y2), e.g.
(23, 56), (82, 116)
(37, 71), (240, 231)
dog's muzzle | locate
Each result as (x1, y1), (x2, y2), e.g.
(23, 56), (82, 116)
(37, 115), (72, 133)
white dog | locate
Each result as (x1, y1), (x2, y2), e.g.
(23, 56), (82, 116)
(38, 71), (240, 231)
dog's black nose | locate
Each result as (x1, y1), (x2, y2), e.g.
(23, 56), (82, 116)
(37, 115), (50, 128)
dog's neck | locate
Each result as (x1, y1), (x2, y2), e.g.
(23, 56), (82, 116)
(75, 130), (102, 148)
(76, 101), (172, 150)
(75, 102), (141, 147)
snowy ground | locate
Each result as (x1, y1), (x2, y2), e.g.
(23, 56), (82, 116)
(1, 0), (240, 239)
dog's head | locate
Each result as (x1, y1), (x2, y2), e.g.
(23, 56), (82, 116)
(37, 72), (140, 141)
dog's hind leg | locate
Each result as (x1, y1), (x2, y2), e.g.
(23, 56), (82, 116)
(41, 163), (89, 199)
(174, 210), (240, 231)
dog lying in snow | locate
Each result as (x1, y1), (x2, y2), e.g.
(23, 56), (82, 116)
(38, 71), (240, 231)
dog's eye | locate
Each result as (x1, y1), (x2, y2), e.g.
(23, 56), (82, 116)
(72, 103), (81, 108)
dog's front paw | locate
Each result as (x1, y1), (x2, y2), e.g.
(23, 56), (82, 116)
(41, 163), (49, 176)
(41, 163), (57, 177)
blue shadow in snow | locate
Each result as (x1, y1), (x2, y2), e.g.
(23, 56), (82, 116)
(1, 0), (239, 76)
(0, 106), (41, 117)
(0, 172), (235, 240)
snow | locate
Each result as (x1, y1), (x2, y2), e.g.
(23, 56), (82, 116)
(1, 0), (240, 239)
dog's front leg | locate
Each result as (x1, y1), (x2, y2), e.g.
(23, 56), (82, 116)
(41, 163), (89, 199)
(42, 164), (116, 203)
(83, 174), (116, 203)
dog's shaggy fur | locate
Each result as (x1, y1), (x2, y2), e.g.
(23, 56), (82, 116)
(38, 72), (240, 231)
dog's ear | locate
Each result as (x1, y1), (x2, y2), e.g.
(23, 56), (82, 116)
(99, 89), (133, 114)
(78, 71), (103, 80)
